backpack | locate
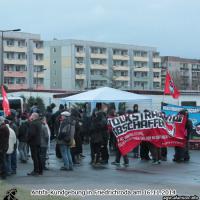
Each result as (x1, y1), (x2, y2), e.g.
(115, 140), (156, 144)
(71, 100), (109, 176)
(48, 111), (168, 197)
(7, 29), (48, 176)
(58, 119), (72, 144)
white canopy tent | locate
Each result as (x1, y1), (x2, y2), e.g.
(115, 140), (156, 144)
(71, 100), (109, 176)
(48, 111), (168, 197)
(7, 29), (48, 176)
(60, 87), (152, 111)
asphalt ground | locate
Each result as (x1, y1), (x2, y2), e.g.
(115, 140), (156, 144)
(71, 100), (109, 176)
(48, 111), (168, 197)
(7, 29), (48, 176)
(2, 143), (200, 200)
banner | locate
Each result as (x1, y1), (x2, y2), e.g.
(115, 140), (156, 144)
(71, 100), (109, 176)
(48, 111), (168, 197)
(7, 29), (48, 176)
(164, 71), (180, 99)
(1, 86), (11, 116)
(162, 103), (200, 140)
(108, 111), (186, 155)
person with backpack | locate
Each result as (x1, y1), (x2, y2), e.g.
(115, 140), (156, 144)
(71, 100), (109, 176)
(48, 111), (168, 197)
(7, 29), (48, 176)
(57, 111), (75, 171)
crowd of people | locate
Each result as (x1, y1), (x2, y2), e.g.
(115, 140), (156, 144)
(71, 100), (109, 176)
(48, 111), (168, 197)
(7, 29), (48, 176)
(0, 102), (193, 180)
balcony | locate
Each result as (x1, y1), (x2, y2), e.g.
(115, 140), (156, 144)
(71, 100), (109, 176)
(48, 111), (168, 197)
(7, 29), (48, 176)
(113, 55), (129, 61)
(153, 57), (161, 63)
(114, 76), (129, 81)
(90, 53), (107, 59)
(153, 77), (161, 82)
(6, 84), (27, 90)
(4, 59), (27, 65)
(33, 72), (45, 78)
(75, 63), (85, 68)
(4, 71), (27, 77)
(34, 60), (44, 66)
(75, 74), (86, 79)
(90, 64), (108, 70)
(75, 52), (85, 57)
(113, 66), (129, 71)
(133, 56), (148, 62)
(33, 84), (45, 90)
(153, 68), (161, 72)
(134, 76), (148, 81)
(134, 67), (149, 72)
(4, 46), (27, 53)
(33, 48), (44, 54)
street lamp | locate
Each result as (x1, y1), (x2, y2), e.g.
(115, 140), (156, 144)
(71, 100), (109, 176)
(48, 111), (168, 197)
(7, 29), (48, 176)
(0, 29), (21, 86)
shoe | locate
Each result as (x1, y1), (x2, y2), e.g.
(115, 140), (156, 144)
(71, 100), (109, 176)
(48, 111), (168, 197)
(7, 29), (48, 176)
(100, 160), (108, 165)
(60, 167), (68, 171)
(80, 154), (85, 158)
(123, 163), (129, 167)
(11, 171), (16, 175)
(111, 161), (120, 166)
(43, 167), (49, 170)
(21, 160), (27, 164)
(68, 167), (73, 171)
(27, 171), (39, 176)
(152, 161), (161, 165)
(39, 172), (43, 175)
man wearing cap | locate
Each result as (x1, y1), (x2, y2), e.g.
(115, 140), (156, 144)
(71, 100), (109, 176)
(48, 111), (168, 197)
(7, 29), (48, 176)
(0, 117), (10, 179)
(57, 111), (75, 171)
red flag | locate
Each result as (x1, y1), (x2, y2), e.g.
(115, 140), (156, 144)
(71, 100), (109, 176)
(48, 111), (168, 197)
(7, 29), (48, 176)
(1, 86), (11, 116)
(164, 71), (180, 99)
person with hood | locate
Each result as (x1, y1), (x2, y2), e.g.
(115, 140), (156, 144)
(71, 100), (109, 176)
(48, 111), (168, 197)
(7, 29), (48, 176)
(57, 111), (75, 171)
(90, 107), (108, 166)
(0, 117), (9, 179)
(27, 113), (43, 176)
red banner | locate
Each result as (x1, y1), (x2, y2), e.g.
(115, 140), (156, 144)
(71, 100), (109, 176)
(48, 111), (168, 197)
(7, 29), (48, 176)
(1, 86), (11, 116)
(164, 71), (180, 99)
(108, 111), (187, 155)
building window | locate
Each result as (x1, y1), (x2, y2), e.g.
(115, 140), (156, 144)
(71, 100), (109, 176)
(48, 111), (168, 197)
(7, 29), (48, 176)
(18, 40), (25, 47)
(76, 46), (84, 53)
(53, 60), (56, 64)
(6, 53), (14, 59)
(53, 48), (56, 53)
(6, 40), (15, 46)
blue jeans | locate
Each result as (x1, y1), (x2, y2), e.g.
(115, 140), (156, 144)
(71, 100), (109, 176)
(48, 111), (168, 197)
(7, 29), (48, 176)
(11, 149), (17, 173)
(59, 144), (73, 169)
(6, 154), (12, 175)
(18, 142), (28, 161)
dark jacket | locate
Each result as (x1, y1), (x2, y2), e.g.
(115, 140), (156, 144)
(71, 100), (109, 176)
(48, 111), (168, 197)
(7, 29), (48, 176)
(0, 124), (10, 153)
(28, 119), (42, 146)
(18, 120), (29, 142)
(90, 111), (108, 144)
(185, 118), (193, 140)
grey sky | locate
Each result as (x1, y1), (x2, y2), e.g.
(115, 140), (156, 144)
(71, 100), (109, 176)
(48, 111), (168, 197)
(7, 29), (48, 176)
(0, 0), (200, 58)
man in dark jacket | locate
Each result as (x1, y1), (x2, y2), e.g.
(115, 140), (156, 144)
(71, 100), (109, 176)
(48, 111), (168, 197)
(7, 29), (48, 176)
(0, 117), (9, 179)
(27, 113), (43, 176)
(18, 114), (29, 163)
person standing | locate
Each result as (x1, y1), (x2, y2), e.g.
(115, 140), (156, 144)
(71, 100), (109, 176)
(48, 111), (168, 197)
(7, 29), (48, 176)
(40, 117), (50, 170)
(57, 111), (75, 171)
(18, 114), (29, 163)
(5, 121), (17, 175)
(0, 117), (9, 179)
(27, 113), (43, 176)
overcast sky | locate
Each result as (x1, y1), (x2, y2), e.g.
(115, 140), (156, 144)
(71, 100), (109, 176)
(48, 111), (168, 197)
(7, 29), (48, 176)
(0, 0), (200, 58)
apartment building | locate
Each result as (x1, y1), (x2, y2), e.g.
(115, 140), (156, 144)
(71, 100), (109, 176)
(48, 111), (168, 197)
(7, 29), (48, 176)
(161, 56), (200, 90)
(44, 39), (161, 91)
(0, 32), (45, 90)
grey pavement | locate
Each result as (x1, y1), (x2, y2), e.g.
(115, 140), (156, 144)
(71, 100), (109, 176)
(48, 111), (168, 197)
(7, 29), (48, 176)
(4, 143), (200, 200)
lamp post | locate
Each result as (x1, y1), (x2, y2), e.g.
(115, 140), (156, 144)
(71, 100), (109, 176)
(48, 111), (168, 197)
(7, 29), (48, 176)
(0, 29), (21, 87)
